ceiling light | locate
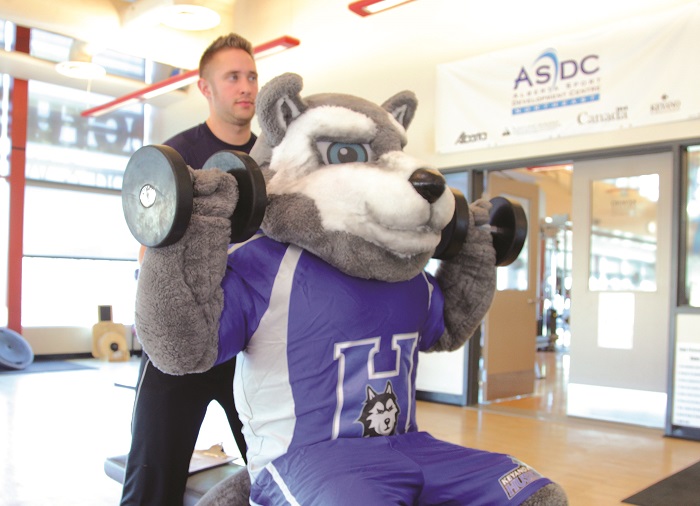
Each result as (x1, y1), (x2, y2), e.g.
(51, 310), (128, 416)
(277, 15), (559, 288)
(254, 36), (300, 59)
(120, 0), (221, 31)
(348, 0), (416, 16)
(55, 60), (106, 80)
(55, 40), (106, 80)
(160, 4), (220, 31)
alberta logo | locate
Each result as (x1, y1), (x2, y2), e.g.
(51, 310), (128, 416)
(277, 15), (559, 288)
(499, 460), (543, 499)
(455, 131), (487, 145)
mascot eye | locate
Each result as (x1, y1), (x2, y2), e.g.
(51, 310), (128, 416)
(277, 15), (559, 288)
(318, 141), (373, 165)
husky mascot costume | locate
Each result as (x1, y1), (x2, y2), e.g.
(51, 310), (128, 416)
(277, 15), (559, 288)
(132, 73), (568, 505)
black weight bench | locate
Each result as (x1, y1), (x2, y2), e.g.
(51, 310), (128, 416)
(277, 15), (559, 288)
(104, 454), (246, 506)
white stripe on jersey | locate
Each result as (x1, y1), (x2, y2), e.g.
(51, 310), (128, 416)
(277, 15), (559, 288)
(234, 245), (302, 482)
(267, 463), (301, 506)
(227, 232), (265, 255)
(421, 271), (434, 310)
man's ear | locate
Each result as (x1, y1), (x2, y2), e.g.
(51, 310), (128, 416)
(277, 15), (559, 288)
(197, 77), (211, 100)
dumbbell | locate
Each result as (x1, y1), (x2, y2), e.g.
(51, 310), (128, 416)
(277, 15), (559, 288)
(122, 144), (526, 265)
(121, 145), (267, 248)
(433, 188), (527, 266)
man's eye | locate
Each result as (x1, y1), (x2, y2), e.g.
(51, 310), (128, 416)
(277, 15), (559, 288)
(317, 142), (373, 165)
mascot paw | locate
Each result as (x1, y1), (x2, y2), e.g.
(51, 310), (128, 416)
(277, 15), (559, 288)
(182, 168), (239, 305)
(191, 166), (239, 219)
(136, 167), (240, 375)
(469, 198), (492, 227)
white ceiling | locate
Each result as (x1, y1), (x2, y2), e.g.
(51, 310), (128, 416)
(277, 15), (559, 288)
(0, 0), (694, 112)
(0, 0), (237, 70)
(0, 0), (241, 102)
(3, 0), (696, 74)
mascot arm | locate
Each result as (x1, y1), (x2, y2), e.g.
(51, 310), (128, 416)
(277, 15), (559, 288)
(135, 167), (239, 375)
(429, 199), (497, 352)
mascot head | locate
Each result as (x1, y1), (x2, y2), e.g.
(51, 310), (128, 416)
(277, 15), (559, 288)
(250, 73), (455, 282)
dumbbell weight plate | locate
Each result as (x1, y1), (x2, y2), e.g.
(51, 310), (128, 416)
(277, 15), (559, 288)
(202, 150), (267, 244)
(122, 145), (193, 248)
(433, 188), (469, 260)
(489, 196), (528, 266)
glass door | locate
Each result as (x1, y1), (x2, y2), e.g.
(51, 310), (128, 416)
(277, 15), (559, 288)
(568, 152), (672, 427)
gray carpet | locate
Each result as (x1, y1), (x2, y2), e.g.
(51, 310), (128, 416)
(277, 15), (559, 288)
(0, 360), (96, 374)
(622, 460), (700, 506)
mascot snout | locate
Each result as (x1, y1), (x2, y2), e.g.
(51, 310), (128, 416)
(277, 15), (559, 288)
(409, 168), (446, 204)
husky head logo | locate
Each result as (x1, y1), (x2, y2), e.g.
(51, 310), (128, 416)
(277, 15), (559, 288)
(356, 381), (400, 437)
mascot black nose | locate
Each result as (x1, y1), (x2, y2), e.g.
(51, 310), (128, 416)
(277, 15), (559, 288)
(409, 169), (446, 204)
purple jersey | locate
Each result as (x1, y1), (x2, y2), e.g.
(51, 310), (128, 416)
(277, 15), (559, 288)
(215, 235), (445, 479)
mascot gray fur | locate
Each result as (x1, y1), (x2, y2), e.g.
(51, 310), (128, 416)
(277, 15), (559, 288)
(135, 73), (567, 505)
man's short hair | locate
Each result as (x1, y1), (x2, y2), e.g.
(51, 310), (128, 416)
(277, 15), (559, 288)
(199, 33), (255, 77)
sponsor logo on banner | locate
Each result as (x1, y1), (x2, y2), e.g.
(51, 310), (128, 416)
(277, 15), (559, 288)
(435, 2), (700, 153)
(512, 48), (601, 115)
(578, 106), (629, 125)
(455, 131), (487, 145)
(650, 95), (682, 115)
(502, 120), (561, 138)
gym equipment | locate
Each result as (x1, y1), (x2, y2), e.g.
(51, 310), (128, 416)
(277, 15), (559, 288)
(489, 196), (528, 266)
(122, 145), (267, 248)
(122, 146), (526, 266)
(91, 305), (130, 362)
(104, 454), (246, 506)
(433, 188), (469, 260)
(434, 190), (527, 266)
(0, 327), (34, 370)
(201, 151), (267, 245)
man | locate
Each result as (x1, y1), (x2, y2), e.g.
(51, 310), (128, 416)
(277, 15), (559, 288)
(120, 33), (258, 506)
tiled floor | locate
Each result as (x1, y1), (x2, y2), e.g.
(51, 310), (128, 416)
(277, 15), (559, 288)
(1, 353), (699, 505)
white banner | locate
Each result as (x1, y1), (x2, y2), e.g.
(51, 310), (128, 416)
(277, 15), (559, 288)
(435, 3), (700, 153)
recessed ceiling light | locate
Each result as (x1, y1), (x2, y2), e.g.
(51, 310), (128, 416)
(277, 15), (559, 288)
(55, 40), (106, 80)
(55, 61), (107, 80)
(160, 4), (220, 31)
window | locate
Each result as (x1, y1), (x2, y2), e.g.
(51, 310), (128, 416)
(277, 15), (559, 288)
(29, 28), (146, 81)
(588, 174), (659, 292)
(686, 145), (700, 306)
(20, 79), (143, 326)
(2, 26), (150, 328)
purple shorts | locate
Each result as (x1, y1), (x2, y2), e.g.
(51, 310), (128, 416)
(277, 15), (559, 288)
(251, 431), (551, 505)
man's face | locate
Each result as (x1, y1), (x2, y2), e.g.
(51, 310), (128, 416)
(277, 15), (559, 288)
(201, 47), (258, 126)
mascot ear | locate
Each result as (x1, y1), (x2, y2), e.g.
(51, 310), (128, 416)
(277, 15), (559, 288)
(381, 91), (417, 130)
(256, 73), (308, 147)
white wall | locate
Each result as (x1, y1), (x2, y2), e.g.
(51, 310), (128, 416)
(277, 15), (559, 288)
(154, 0), (700, 167)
